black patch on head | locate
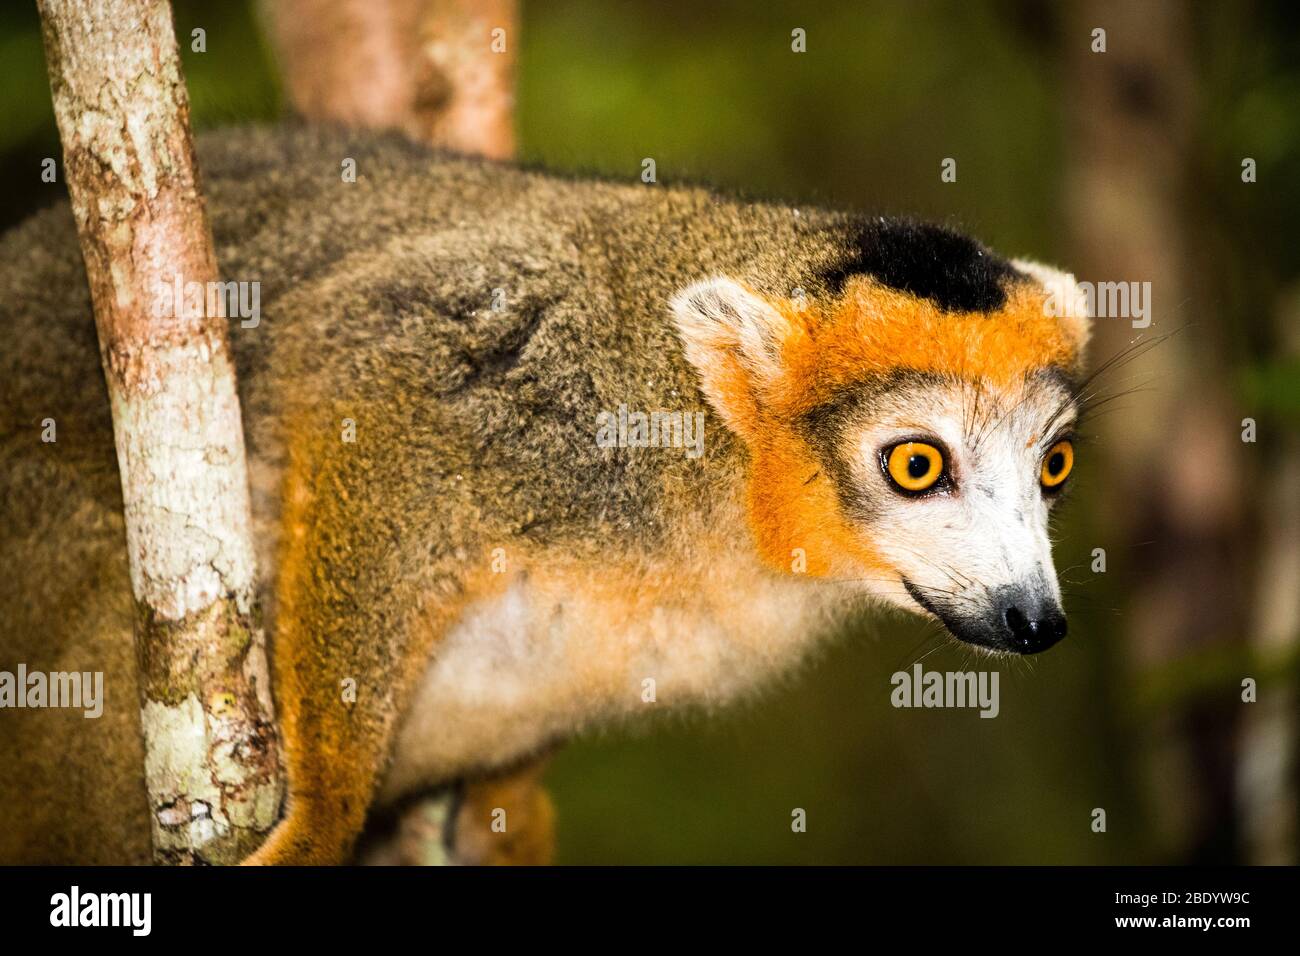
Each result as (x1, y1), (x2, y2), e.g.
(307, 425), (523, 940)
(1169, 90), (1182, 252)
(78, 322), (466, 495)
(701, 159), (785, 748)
(820, 218), (1023, 313)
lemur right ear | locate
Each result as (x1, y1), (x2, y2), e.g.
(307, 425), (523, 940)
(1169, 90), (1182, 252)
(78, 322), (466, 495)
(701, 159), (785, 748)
(670, 277), (797, 440)
(1011, 258), (1093, 365)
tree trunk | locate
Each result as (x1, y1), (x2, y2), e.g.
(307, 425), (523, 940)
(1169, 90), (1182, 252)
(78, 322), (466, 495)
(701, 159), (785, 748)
(1238, 292), (1300, 865)
(1062, 0), (1257, 862)
(37, 0), (282, 865)
(263, 0), (517, 157)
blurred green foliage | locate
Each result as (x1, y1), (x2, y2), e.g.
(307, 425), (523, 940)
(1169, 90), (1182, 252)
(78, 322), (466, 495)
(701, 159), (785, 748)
(2, 0), (1295, 864)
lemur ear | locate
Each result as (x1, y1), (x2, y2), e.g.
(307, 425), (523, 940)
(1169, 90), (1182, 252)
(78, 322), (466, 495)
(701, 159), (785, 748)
(671, 277), (795, 439)
(1012, 258), (1092, 361)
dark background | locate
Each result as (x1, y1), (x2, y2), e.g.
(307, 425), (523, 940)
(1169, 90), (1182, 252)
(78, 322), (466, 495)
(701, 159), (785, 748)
(1, 0), (1296, 864)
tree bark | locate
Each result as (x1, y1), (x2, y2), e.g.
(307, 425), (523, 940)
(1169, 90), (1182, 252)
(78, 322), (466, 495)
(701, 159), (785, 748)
(1063, 0), (1256, 862)
(1238, 292), (1300, 865)
(37, 0), (282, 864)
(263, 0), (517, 157)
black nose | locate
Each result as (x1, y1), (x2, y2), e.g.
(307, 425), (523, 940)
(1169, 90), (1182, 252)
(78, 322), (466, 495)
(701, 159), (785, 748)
(1001, 603), (1068, 654)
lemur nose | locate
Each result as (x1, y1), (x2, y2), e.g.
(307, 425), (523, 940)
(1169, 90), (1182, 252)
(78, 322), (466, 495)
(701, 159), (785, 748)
(1002, 604), (1068, 654)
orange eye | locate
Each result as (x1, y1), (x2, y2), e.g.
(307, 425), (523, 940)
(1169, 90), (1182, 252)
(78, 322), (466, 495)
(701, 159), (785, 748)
(885, 442), (945, 493)
(1041, 440), (1074, 489)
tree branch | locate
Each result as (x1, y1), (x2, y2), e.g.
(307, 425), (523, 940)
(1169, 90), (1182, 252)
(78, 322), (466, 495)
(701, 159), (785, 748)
(37, 0), (282, 864)
(263, 0), (517, 157)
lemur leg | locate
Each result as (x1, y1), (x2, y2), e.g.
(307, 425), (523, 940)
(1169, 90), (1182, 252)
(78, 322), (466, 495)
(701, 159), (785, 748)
(355, 791), (458, 865)
(450, 755), (556, 865)
(244, 428), (456, 866)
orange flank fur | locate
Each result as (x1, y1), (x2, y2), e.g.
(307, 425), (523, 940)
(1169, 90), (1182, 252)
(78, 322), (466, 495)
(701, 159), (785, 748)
(247, 414), (512, 865)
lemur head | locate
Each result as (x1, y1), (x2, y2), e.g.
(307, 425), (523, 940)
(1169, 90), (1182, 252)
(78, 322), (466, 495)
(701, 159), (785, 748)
(671, 219), (1091, 655)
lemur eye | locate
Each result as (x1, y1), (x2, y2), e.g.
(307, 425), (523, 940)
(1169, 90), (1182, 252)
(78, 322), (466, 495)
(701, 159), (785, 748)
(1041, 440), (1074, 489)
(884, 442), (945, 493)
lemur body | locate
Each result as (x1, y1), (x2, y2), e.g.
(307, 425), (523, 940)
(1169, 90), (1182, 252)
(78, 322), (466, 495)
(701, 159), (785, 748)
(0, 125), (1089, 864)
(381, 521), (843, 803)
